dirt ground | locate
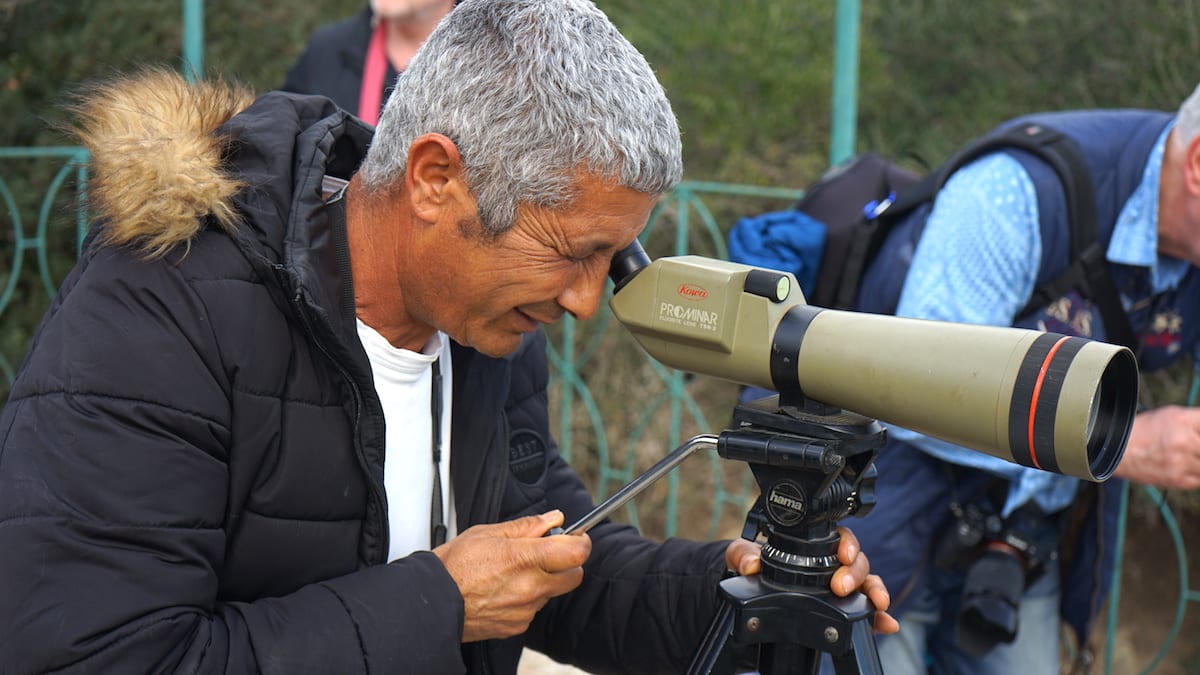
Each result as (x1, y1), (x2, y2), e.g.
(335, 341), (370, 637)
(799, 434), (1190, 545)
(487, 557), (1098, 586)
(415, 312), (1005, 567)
(1090, 509), (1199, 675)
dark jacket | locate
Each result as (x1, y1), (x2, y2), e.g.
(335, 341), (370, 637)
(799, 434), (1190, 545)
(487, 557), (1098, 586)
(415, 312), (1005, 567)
(282, 7), (396, 117)
(0, 72), (727, 674)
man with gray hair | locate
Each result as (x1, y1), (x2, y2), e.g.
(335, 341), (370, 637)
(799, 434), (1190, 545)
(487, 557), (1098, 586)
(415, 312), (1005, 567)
(0, 0), (893, 673)
(806, 83), (1200, 673)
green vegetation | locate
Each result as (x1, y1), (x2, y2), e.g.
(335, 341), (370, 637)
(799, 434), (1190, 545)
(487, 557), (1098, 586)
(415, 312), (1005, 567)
(4, 1), (1194, 182)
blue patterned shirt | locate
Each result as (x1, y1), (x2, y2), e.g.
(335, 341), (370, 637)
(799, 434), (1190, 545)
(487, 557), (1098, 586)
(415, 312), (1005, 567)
(889, 123), (1186, 515)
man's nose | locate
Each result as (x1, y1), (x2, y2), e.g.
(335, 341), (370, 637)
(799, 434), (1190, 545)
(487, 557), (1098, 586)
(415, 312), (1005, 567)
(558, 267), (606, 321)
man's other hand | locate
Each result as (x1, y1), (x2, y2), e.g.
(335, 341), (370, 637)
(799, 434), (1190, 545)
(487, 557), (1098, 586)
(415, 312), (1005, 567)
(433, 510), (591, 643)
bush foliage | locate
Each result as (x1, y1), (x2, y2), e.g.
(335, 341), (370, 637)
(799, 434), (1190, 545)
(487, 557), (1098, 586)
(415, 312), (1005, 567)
(4, 1), (1194, 182)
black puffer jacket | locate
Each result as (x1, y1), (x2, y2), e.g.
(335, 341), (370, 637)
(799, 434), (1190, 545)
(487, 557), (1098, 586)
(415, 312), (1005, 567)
(0, 72), (727, 674)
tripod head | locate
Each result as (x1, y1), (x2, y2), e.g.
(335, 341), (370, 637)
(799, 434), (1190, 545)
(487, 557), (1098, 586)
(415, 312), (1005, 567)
(720, 395), (884, 593)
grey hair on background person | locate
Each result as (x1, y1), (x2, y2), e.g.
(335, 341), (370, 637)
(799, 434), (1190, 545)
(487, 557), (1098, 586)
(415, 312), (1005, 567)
(1174, 81), (1200, 150)
(357, 0), (683, 233)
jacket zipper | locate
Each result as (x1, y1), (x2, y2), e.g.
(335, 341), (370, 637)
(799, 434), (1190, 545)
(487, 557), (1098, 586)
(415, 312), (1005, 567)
(485, 414), (512, 522)
(289, 267), (509, 671)
(289, 282), (389, 565)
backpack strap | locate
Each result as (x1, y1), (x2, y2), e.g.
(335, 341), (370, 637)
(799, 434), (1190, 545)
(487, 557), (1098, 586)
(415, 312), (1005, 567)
(881, 124), (1137, 349)
(822, 156), (922, 309)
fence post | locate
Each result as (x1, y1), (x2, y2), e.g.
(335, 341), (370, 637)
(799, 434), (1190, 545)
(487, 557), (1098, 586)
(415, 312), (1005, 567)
(182, 0), (204, 81)
(830, 0), (860, 165)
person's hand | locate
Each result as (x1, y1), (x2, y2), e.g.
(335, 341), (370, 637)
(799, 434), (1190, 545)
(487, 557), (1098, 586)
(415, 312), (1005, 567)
(433, 510), (591, 643)
(724, 526), (899, 635)
(830, 526), (898, 634)
(1114, 405), (1200, 490)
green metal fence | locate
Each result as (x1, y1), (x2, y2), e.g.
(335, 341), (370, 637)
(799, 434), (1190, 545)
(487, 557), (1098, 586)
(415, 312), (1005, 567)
(0, 1), (1195, 672)
(0, 147), (89, 385)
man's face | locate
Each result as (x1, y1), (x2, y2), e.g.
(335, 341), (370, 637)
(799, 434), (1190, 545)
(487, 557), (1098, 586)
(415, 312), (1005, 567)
(406, 175), (658, 357)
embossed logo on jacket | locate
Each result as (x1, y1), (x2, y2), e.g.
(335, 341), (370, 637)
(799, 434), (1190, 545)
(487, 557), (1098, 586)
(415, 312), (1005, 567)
(509, 429), (547, 485)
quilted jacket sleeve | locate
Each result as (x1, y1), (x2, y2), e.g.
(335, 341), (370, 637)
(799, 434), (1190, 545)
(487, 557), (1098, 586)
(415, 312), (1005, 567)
(0, 245), (465, 675)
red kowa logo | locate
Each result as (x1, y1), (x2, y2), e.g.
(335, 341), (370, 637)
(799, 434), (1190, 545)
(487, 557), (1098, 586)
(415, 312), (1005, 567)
(677, 284), (708, 301)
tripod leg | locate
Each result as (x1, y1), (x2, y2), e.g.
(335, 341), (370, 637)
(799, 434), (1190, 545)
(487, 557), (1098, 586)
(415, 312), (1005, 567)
(687, 601), (745, 675)
(758, 643), (821, 675)
(828, 614), (884, 675)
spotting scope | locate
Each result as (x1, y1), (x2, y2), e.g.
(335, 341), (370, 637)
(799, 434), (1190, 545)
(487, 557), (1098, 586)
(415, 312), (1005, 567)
(608, 242), (1137, 482)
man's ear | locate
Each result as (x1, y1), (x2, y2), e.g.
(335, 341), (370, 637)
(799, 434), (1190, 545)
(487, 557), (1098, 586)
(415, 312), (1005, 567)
(406, 133), (469, 222)
(1183, 132), (1200, 196)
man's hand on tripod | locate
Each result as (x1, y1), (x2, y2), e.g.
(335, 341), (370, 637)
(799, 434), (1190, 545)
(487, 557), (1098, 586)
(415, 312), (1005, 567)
(723, 526), (899, 635)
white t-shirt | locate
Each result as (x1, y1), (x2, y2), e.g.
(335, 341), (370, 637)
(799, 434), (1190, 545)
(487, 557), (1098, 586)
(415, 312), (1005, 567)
(356, 319), (456, 562)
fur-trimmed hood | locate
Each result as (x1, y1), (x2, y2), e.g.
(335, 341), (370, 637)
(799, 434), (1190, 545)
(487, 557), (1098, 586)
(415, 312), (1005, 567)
(70, 68), (373, 266)
(71, 68), (256, 259)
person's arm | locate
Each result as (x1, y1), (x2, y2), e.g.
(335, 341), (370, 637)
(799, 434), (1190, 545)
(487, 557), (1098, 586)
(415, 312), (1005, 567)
(525, 507), (731, 672)
(1113, 405), (1200, 489)
(0, 248), (467, 674)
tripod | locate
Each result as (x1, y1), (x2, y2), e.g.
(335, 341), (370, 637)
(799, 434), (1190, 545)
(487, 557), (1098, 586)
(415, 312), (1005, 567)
(686, 395), (888, 675)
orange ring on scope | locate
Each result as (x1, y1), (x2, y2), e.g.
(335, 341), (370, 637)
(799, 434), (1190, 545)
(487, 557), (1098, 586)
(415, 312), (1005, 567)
(1026, 335), (1071, 471)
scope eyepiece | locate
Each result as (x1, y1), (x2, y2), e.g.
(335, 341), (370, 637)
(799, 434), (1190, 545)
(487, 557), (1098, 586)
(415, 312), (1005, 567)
(609, 240), (651, 291)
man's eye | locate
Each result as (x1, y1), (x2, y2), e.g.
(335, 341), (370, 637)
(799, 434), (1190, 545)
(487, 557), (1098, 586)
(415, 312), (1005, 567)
(565, 249), (598, 263)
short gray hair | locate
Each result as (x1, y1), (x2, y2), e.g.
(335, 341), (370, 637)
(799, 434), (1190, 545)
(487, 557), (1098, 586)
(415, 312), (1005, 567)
(357, 0), (683, 233)
(1174, 81), (1200, 149)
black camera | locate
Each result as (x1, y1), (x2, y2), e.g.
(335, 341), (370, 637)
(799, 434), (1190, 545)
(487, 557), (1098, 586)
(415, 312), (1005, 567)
(932, 502), (1046, 656)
